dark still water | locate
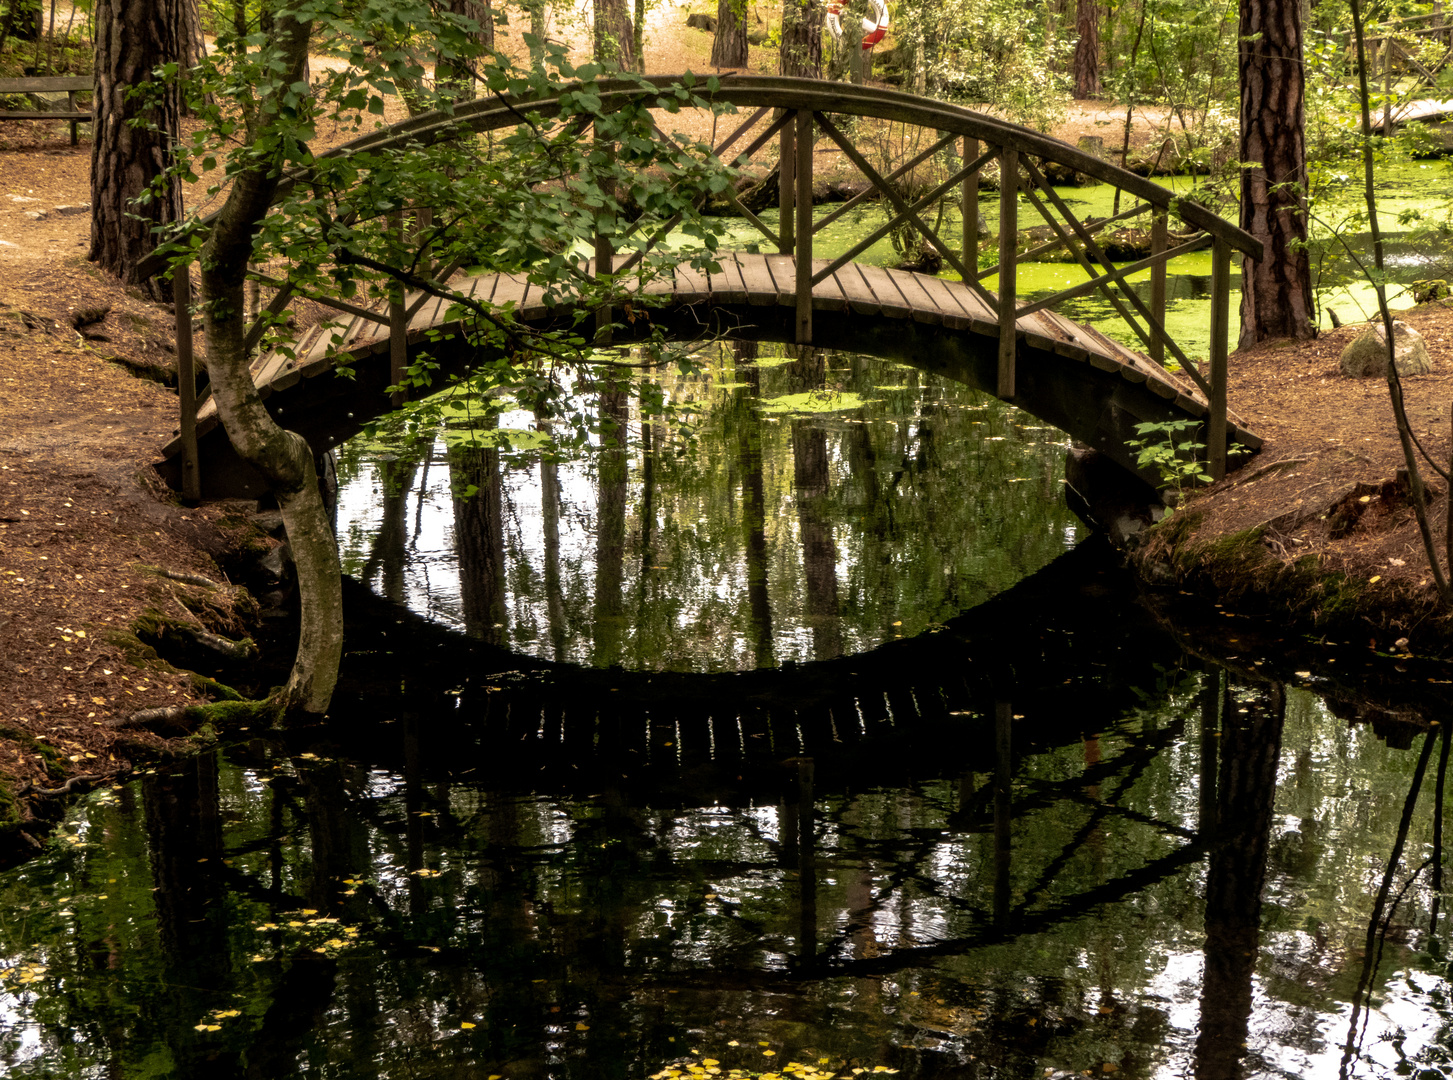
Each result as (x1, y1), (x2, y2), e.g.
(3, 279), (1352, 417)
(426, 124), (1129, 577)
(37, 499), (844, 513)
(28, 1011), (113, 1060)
(2, 349), (1452, 1078)
(333, 346), (1082, 671)
(0, 614), (1450, 1079)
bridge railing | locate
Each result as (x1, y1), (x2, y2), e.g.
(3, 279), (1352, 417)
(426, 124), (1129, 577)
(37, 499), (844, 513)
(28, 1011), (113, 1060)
(150, 76), (1261, 490)
(583, 79), (1258, 478)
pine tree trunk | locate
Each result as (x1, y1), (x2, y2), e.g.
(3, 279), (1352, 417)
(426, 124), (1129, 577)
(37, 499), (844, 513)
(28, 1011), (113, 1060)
(438, 0), (492, 100)
(89, 0), (184, 299)
(779, 0), (822, 77)
(1073, 0), (1101, 98)
(711, 0), (748, 67)
(593, 0), (635, 70)
(1237, 0), (1315, 347)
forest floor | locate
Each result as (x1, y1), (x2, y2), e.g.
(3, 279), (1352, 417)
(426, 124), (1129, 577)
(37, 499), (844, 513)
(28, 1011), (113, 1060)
(2, 7), (1453, 858)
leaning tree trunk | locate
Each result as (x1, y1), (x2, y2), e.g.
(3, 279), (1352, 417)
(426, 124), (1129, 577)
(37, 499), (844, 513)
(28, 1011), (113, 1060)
(89, 0), (185, 299)
(711, 0), (749, 67)
(593, 0), (635, 70)
(1237, 0), (1315, 347)
(1072, 0), (1101, 98)
(779, 0), (822, 77)
(199, 11), (343, 718)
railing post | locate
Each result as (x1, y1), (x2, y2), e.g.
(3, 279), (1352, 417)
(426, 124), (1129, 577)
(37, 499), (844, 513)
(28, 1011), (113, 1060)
(997, 147), (1018, 399)
(779, 116), (796, 254)
(795, 109), (813, 345)
(1207, 238), (1231, 481)
(962, 135), (980, 263)
(389, 210), (407, 410)
(1150, 211), (1167, 365)
(173, 267), (200, 503)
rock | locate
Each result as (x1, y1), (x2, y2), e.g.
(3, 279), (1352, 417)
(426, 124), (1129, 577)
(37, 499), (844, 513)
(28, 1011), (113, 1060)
(1076, 135), (1107, 159)
(6, 195), (39, 203)
(1411, 278), (1449, 304)
(685, 12), (717, 30)
(25, 91), (71, 113)
(1338, 320), (1433, 378)
(51, 203), (90, 216)
(892, 241), (942, 274)
(22, 210), (45, 221)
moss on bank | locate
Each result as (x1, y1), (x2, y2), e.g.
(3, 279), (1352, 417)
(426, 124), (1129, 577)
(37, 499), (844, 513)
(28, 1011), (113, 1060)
(1132, 512), (1452, 650)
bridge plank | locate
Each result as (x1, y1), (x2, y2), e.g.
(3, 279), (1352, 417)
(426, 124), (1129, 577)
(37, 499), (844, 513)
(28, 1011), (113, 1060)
(832, 264), (882, 315)
(737, 254), (779, 307)
(940, 277), (997, 325)
(675, 260), (712, 304)
(910, 274), (973, 329)
(763, 254), (797, 307)
(885, 269), (946, 326)
(855, 264), (913, 319)
(490, 272), (531, 315)
(807, 259), (848, 312)
(708, 254), (748, 304)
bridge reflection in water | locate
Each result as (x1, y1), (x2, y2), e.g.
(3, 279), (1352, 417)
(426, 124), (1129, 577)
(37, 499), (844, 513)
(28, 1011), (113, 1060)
(0, 539), (1445, 1077)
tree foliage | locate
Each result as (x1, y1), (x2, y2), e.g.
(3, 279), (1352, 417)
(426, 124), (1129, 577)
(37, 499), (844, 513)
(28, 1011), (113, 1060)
(151, 0), (737, 715)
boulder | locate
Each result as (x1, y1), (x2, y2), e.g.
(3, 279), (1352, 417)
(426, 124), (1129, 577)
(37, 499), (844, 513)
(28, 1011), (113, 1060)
(1338, 320), (1433, 378)
(685, 12), (717, 31)
(1411, 278), (1449, 304)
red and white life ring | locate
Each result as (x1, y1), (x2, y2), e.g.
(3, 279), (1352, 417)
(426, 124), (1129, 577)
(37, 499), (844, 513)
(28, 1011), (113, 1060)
(860, 0), (889, 49)
(826, 0), (890, 50)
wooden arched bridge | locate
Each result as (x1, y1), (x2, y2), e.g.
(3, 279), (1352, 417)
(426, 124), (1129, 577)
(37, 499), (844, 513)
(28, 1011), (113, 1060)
(149, 76), (1263, 498)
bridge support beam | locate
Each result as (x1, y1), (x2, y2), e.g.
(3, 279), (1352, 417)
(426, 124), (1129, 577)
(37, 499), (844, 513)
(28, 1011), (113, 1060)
(795, 109), (813, 345)
(389, 211), (408, 409)
(1150, 213), (1167, 366)
(1208, 238), (1231, 481)
(997, 147), (1017, 399)
(961, 135), (980, 265)
(778, 117), (795, 255)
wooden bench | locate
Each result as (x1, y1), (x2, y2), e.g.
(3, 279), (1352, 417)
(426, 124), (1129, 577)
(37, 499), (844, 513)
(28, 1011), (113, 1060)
(0, 75), (92, 146)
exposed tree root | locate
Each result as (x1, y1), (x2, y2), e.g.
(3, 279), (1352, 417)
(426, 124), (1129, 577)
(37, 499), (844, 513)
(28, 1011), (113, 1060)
(15, 774), (106, 798)
(108, 696), (284, 735)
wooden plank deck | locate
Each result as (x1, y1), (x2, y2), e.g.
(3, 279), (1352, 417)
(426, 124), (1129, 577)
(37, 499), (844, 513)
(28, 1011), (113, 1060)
(174, 252), (1260, 456)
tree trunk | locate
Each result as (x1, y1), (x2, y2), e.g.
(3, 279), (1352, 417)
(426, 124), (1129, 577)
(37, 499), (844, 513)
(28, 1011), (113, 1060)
(779, 0), (822, 77)
(711, 0), (748, 67)
(438, 0), (492, 100)
(1237, 0), (1315, 347)
(89, 0), (185, 298)
(199, 9), (343, 718)
(1072, 0), (1101, 98)
(593, 0), (635, 70)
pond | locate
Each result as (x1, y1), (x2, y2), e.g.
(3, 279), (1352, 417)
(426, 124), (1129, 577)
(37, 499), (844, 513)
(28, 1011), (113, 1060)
(5, 158), (1453, 1078)
(4, 325), (1453, 1075)
(0, 556), (1449, 1078)
(334, 346), (1082, 671)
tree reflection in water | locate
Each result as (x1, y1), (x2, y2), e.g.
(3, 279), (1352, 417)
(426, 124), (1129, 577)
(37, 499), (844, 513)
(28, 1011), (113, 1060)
(0, 593), (1449, 1077)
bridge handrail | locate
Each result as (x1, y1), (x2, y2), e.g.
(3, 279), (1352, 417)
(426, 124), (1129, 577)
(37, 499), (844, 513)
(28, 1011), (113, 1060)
(138, 75), (1259, 278)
